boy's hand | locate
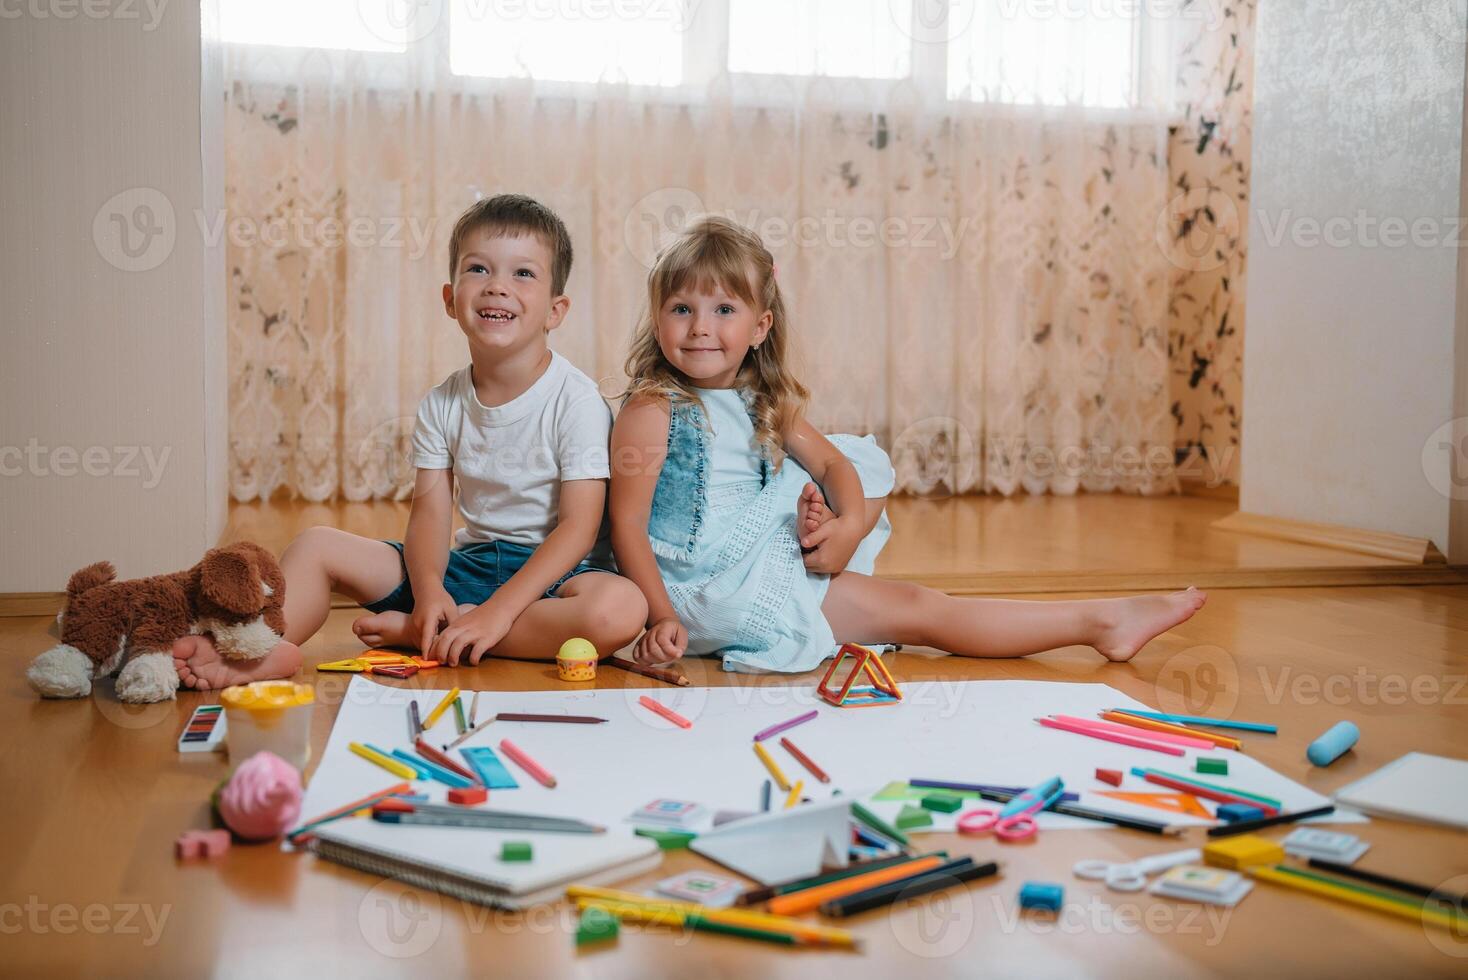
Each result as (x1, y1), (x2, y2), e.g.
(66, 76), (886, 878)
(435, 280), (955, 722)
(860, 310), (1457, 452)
(427, 600), (516, 666)
(411, 588), (462, 656)
(800, 514), (862, 574)
(636, 616), (687, 664)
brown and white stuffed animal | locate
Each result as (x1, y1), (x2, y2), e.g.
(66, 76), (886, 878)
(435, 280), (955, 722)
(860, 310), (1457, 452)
(27, 541), (286, 704)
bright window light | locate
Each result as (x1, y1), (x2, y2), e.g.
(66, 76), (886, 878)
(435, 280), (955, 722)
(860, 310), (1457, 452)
(729, 0), (913, 79)
(449, 0), (683, 85)
(218, 0), (410, 52)
(949, 3), (1138, 107)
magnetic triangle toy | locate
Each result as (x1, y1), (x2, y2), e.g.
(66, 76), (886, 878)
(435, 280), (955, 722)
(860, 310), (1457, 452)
(817, 643), (902, 707)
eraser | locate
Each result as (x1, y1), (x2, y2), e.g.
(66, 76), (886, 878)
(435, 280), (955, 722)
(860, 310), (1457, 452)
(921, 793), (963, 813)
(447, 786), (487, 805)
(1215, 803), (1266, 823)
(1203, 834), (1285, 871)
(896, 804), (934, 830)
(576, 907), (619, 945)
(501, 841), (532, 862)
(175, 829), (230, 859)
(1019, 882), (1064, 912)
(1306, 721), (1359, 767)
(1196, 757), (1228, 775)
(1095, 768), (1124, 787)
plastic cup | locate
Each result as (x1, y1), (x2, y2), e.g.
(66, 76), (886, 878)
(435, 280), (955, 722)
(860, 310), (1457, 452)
(220, 681), (315, 772)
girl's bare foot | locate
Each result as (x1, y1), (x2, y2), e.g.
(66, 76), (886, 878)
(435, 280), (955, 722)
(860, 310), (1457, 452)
(173, 634), (304, 690)
(1092, 588), (1208, 663)
(351, 611), (417, 649)
(797, 482), (834, 548)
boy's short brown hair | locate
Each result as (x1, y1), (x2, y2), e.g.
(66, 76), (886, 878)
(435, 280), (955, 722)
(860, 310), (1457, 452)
(447, 194), (574, 295)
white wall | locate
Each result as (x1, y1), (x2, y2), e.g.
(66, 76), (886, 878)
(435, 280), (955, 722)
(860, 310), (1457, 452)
(1241, 1), (1468, 560)
(0, 2), (225, 591)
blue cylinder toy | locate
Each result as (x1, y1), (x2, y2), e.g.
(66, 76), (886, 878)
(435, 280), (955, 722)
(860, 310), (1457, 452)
(1306, 721), (1359, 766)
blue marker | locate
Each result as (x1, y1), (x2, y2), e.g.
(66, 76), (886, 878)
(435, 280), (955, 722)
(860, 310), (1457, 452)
(999, 776), (1065, 820)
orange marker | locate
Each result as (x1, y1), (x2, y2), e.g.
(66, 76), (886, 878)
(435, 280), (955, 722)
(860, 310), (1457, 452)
(1102, 711), (1243, 751)
(638, 695), (692, 729)
(767, 855), (948, 916)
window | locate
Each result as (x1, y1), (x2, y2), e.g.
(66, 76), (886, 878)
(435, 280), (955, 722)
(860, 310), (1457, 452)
(218, 0), (410, 53)
(728, 0), (912, 80)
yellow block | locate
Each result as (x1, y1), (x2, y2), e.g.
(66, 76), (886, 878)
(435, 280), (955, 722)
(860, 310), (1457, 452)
(1203, 834), (1285, 870)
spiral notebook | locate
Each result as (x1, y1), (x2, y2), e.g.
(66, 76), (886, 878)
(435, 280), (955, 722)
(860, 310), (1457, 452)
(310, 819), (661, 910)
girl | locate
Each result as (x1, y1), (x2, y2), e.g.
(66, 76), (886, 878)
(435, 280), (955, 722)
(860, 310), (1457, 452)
(610, 215), (1205, 671)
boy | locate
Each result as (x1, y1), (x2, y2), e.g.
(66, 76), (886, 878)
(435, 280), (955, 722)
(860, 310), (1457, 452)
(174, 195), (647, 688)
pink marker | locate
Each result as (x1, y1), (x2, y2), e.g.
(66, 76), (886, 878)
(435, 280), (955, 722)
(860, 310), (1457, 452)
(498, 739), (557, 788)
(753, 709), (818, 742)
(638, 695), (693, 729)
(1037, 716), (1184, 756)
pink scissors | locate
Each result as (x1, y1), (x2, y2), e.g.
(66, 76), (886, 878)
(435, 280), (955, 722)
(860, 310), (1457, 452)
(956, 776), (1065, 842)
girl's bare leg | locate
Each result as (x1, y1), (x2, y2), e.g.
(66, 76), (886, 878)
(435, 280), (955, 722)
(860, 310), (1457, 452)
(820, 573), (1206, 662)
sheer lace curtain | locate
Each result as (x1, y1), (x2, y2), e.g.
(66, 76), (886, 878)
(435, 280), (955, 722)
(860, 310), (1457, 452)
(218, 0), (1192, 501)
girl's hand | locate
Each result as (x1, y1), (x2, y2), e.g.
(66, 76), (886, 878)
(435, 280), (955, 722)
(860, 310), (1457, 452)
(800, 514), (863, 574)
(427, 600), (515, 666)
(411, 588), (463, 656)
(636, 616), (687, 664)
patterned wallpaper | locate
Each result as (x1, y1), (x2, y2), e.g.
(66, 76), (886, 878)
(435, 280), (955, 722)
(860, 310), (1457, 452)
(1167, 0), (1256, 486)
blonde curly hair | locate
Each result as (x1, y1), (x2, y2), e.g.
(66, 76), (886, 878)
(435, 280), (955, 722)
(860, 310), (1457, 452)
(623, 215), (808, 468)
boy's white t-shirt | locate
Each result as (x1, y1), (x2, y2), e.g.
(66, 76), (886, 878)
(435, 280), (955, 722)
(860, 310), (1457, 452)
(410, 352), (612, 559)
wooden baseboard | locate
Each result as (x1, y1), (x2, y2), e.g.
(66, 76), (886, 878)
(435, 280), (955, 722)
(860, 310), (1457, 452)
(886, 564), (1468, 595)
(1212, 511), (1445, 565)
(1179, 478), (1240, 503)
(0, 593), (63, 618)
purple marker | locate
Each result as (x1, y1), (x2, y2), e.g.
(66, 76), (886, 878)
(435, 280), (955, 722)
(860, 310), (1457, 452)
(753, 709), (819, 742)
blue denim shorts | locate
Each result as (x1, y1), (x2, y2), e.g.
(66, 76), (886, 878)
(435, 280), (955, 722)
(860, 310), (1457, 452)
(363, 539), (604, 615)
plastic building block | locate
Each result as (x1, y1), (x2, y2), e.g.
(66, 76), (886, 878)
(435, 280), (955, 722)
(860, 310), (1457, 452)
(501, 841), (533, 862)
(1095, 768), (1124, 787)
(1203, 834), (1285, 871)
(635, 827), (697, 850)
(895, 804), (934, 830)
(921, 793), (963, 813)
(1019, 882), (1063, 912)
(1196, 757), (1229, 776)
(175, 829), (230, 859)
(576, 906), (619, 946)
(447, 786), (488, 805)
(816, 643), (902, 707)
(1215, 802), (1266, 823)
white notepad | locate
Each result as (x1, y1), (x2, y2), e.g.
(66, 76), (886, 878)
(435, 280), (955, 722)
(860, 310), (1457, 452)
(1332, 752), (1468, 831)
(311, 819), (661, 910)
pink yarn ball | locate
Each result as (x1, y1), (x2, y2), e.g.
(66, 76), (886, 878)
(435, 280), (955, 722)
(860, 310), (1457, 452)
(217, 750), (303, 841)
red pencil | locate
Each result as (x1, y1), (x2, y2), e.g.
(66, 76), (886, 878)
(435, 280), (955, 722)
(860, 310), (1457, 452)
(780, 737), (830, 783)
(1141, 771), (1279, 816)
(638, 695), (693, 729)
(415, 737), (483, 786)
(499, 738), (557, 788)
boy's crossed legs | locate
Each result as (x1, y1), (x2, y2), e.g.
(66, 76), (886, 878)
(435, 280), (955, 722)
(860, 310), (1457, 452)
(175, 526), (645, 689)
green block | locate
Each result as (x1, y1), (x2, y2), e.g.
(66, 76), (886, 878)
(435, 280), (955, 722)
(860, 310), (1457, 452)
(921, 793), (963, 814)
(1196, 757), (1229, 776)
(501, 841), (533, 862)
(895, 804), (933, 830)
(576, 907), (619, 946)
(635, 827), (697, 850)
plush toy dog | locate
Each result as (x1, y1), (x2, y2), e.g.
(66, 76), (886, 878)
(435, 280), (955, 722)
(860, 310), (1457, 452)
(27, 541), (286, 704)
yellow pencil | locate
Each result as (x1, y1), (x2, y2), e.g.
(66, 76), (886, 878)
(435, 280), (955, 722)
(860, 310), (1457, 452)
(1249, 866), (1462, 931)
(422, 686), (460, 731)
(753, 741), (792, 792)
(566, 886), (858, 946)
(349, 742), (419, 780)
(575, 898), (859, 949)
(784, 780), (804, 809)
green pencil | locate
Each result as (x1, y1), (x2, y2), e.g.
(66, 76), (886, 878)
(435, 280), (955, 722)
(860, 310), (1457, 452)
(851, 801), (910, 847)
(452, 696), (467, 735)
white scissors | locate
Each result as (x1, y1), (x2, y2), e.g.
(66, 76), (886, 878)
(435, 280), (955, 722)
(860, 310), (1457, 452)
(1072, 848), (1201, 892)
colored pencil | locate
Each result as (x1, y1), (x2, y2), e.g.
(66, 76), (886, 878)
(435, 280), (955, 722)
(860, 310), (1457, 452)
(1140, 771), (1278, 816)
(1207, 804), (1334, 837)
(443, 715), (495, 750)
(287, 782), (413, 842)
(1111, 708), (1277, 734)
(381, 749), (433, 780)
(374, 802), (602, 833)
(736, 854), (927, 906)
(821, 858), (1000, 917)
(768, 855), (948, 915)
(603, 657), (691, 687)
(349, 742), (420, 780)
(1306, 859), (1466, 903)
(753, 709), (818, 742)
(407, 701), (423, 740)
(500, 738), (557, 787)
(414, 737), (483, 785)
(469, 692), (480, 726)
(1132, 767), (1283, 809)
(638, 695), (693, 729)
(394, 748), (472, 788)
(1103, 710), (1243, 751)
(1250, 865), (1463, 931)
(1051, 714), (1215, 750)
(760, 779), (771, 811)
(1036, 716), (1184, 756)
(909, 779), (1081, 803)
(784, 780), (804, 809)
(850, 801), (910, 847)
(422, 687), (460, 730)
(567, 888), (859, 947)
(752, 741), (792, 792)
(452, 696), (467, 734)
(495, 712), (608, 724)
(779, 737), (830, 783)
(974, 787), (1183, 835)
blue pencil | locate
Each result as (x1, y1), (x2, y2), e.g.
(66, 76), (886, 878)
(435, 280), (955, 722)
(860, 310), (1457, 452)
(1112, 708), (1277, 734)
(761, 779), (772, 811)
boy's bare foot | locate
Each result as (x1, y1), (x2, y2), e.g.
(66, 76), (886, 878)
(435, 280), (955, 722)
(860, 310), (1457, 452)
(1091, 588), (1207, 663)
(797, 482), (834, 547)
(352, 611), (416, 650)
(173, 634), (304, 690)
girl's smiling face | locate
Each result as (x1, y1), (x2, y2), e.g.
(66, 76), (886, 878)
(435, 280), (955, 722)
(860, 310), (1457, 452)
(656, 276), (772, 389)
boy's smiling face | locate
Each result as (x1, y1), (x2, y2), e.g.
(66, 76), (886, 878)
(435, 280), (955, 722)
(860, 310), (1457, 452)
(443, 228), (568, 359)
